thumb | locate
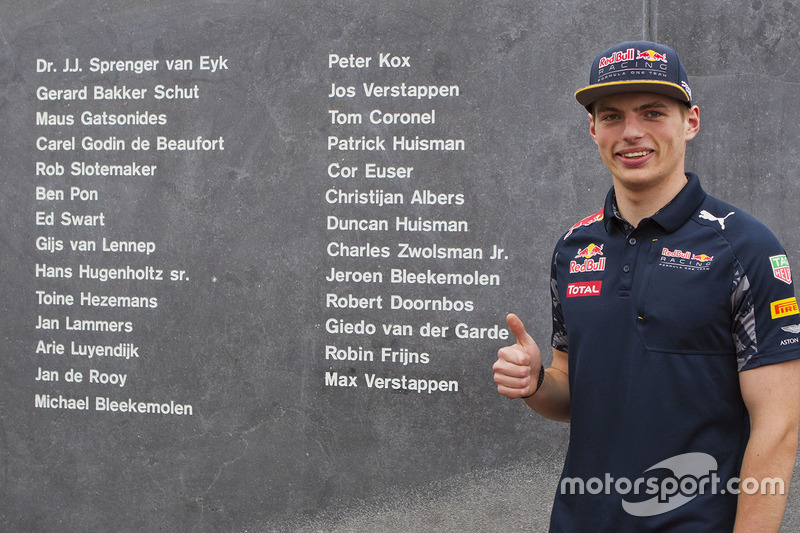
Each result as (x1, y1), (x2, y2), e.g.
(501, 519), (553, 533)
(506, 313), (533, 348)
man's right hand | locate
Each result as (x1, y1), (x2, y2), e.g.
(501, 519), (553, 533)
(493, 313), (543, 399)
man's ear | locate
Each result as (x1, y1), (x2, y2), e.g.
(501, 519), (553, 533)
(685, 105), (700, 141)
(589, 112), (598, 144)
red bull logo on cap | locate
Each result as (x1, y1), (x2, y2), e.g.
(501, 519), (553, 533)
(595, 46), (671, 83)
(637, 49), (668, 63)
(599, 48), (636, 68)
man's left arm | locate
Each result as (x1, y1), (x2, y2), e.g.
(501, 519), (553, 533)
(735, 358), (800, 532)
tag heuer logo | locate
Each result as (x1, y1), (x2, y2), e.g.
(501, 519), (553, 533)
(770, 255), (792, 285)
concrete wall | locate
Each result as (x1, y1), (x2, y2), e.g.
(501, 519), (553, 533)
(1, 1), (798, 530)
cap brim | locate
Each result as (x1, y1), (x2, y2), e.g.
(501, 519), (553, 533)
(575, 80), (691, 108)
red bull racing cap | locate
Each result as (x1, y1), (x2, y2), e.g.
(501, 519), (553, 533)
(575, 41), (692, 110)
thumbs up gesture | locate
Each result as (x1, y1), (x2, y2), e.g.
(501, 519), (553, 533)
(493, 313), (543, 399)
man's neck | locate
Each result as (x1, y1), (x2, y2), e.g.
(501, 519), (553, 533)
(613, 173), (689, 228)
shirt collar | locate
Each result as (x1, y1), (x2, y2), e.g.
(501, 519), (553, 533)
(603, 172), (707, 234)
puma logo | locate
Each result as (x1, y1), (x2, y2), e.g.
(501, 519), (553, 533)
(699, 210), (735, 230)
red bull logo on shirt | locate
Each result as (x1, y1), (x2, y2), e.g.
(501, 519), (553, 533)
(570, 243), (607, 273)
(660, 247), (714, 271)
(564, 209), (604, 240)
(576, 243), (604, 259)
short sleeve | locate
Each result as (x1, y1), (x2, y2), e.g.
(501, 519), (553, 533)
(732, 238), (800, 371)
(551, 248), (569, 352)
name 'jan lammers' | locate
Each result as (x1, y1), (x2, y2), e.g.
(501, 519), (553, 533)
(35, 314), (133, 333)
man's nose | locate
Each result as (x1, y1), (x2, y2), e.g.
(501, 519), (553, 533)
(621, 115), (645, 141)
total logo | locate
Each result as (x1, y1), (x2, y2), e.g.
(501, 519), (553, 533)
(567, 280), (602, 298)
(570, 243), (607, 274)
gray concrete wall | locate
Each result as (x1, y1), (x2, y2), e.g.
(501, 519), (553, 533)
(1, 1), (798, 531)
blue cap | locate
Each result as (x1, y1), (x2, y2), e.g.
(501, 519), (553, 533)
(575, 41), (692, 110)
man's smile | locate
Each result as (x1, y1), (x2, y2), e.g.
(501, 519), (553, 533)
(619, 149), (654, 159)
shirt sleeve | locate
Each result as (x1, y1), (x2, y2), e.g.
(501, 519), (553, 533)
(732, 236), (800, 371)
(551, 248), (569, 352)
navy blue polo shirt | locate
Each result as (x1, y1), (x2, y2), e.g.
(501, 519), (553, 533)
(548, 173), (799, 531)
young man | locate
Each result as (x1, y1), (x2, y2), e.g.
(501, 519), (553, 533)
(493, 41), (800, 531)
